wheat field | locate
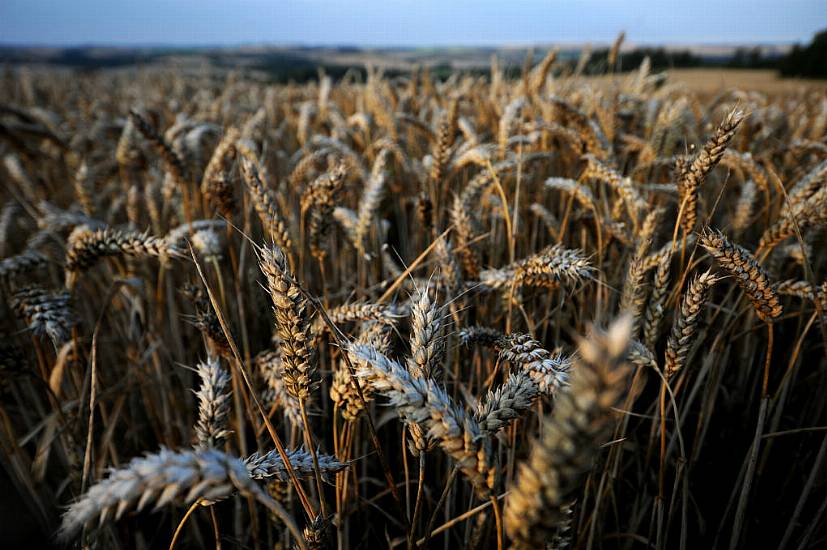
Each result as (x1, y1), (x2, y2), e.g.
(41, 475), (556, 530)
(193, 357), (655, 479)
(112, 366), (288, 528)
(1, 49), (826, 550)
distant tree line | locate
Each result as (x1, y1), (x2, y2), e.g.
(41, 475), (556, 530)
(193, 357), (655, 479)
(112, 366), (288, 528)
(1, 28), (824, 82)
(598, 28), (826, 78)
(778, 30), (827, 78)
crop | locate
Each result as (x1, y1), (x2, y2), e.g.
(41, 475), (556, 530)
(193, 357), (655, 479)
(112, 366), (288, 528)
(1, 49), (826, 549)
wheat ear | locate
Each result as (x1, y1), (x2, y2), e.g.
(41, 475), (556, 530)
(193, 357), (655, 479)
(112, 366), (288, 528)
(700, 228), (782, 322)
(504, 316), (633, 549)
(193, 357), (232, 449)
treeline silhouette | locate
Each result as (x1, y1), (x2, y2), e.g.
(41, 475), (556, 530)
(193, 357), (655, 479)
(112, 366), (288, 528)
(778, 30), (827, 78)
(1, 29), (824, 82)
(589, 28), (826, 77)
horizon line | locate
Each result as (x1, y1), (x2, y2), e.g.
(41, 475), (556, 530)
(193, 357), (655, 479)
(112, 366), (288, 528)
(0, 39), (805, 50)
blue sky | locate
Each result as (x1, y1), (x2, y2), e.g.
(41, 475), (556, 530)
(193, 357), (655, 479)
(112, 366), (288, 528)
(1, 0), (825, 47)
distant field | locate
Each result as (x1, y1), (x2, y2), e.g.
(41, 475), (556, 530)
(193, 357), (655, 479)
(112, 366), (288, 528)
(667, 68), (826, 93)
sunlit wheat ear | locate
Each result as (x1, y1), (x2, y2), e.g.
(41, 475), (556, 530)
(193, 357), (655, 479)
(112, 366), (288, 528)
(354, 148), (390, 259)
(636, 207), (663, 256)
(201, 127), (240, 218)
(405, 287), (446, 454)
(330, 321), (390, 422)
(435, 239), (463, 296)
(732, 179), (757, 233)
(545, 177), (595, 210)
(504, 316), (633, 550)
(513, 244), (594, 290)
(677, 108), (745, 234)
(497, 333), (571, 396)
(721, 150), (769, 195)
(581, 154), (647, 220)
(450, 163), (516, 279)
(700, 228), (782, 323)
(128, 109), (189, 190)
(189, 228), (223, 261)
(244, 448), (347, 482)
(302, 163), (346, 262)
(64, 227), (181, 288)
(11, 286), (77, 346)
(550, 96), (610, 157)
(347, 344), (494, 496)
(72, 161), (95, 217)
(431, 96), (459, 185)
(258, 245), (317, 401)
(475, 371), (540, 434)
(619, 255), (648, 337)
(786, 157), (827, 209)
(664, 270), (719, 379)
(479, 245), (593, 294)
(643, 248), (672, 350)
(302, 514), (328, 550)
(407, 287), (445, 381)
(529, 48), (557, 95)
(775, 280), (827, 307)
(193, 357), (232, 449)
(627, 339), (658, 370)
(499, 96), (526, 158)
(312, 301), (397, 337)
(58, 447), (268, 541)
(759, 186), (827, 250)
(239, 156), (294, 263)
(290, 147), (333, 189)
